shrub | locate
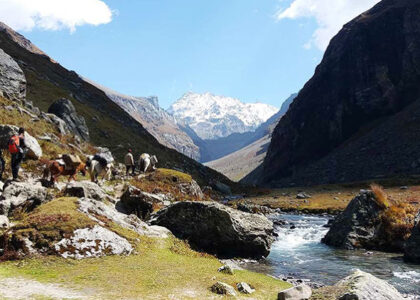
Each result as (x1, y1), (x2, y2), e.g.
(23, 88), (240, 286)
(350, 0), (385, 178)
(370, 183), (389, 208)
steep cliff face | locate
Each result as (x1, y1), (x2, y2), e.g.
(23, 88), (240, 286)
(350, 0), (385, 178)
(258, 0), (420, 186)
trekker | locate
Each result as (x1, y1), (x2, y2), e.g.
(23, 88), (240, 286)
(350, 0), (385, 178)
(124, 149), (135, 176)
(9, 127), (26, 181)
(0, 149), (5, 182)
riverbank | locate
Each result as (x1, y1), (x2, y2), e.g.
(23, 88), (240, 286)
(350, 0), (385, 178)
(241, 183), (420, 214)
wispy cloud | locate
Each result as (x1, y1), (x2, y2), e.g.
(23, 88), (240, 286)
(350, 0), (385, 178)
(276, 0), (380, 50)
(0, 0), (113, 32)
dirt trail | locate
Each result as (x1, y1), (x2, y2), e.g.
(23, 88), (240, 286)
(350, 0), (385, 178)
(0, 277), (90, 299)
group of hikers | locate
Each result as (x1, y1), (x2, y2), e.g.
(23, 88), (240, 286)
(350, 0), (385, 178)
(0, 128), (158, 184)
(0, 127), (26, 182)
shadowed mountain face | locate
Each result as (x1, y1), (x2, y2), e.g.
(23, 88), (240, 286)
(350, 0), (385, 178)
(253, 0), (420, 187)
(0, 22), (232, 187)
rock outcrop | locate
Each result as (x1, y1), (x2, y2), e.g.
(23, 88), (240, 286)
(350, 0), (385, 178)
(151, 201), (275, 258)
(404, 212), (420, 263)
(255, 0), (420, 187)
(0, 182), (50, 216)
(48, 98), (89, 141)
(54, 225), (133, 259)
(0, 48), (25, 101)
(120, 185), (165, 220)
(210, 281), (237, 296)
(0, 125), (42, 159)
(64, 181), (114, 203)
(322, 191), (390, 250)
(335, 269), (403, 300)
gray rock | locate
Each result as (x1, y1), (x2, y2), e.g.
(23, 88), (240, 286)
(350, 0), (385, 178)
(151, 201), (275, 258)
(0, 215), (9, 229)
(322, 191), (398, 251)
(217, 265), (234, 275)
(404, 212), (420, 263)
(335, 269), (403, 300)
(64, 181), (115, 203)
(120, 185), (164, 220)
(237, 282), (255, 294)
(48, 98), (89, 141)
(0, 125), (42, 159)
(41, 112), (70, 135)
(278, 284), (312, 300)
(210, 281), (236, 296)
(296, 192), (311, 199)
(237, 202), (278, 215)
(94, 147), (114, 163)
(78, 197), (170, 238)
(178, 179), (203, 200)
(54, 225), (133, 259)
(0, 182), (50, 216)
(0, 48), (26, 101)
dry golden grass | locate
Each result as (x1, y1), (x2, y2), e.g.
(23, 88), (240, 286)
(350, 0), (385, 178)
(370, 183), (389, 208)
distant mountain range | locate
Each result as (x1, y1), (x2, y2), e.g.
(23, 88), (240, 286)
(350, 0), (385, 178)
(168, 92), (278, 140)
(85, 79), (201, 161)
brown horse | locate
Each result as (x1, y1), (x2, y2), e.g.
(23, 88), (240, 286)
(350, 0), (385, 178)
(42, 160), (87, 184)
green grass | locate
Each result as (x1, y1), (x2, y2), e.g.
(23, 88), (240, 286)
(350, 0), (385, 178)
(0, 236), (291, 299)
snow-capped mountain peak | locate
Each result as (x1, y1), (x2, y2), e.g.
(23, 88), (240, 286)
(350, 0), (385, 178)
(167, 92), (278, 140)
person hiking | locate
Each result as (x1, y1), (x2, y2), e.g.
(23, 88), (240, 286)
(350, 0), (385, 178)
(9, 127), (26, 181)
(124, 149), (135, 176)
(0, 149), (5, 182)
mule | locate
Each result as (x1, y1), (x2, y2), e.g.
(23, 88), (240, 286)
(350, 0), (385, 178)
(42, 160), (86, 184)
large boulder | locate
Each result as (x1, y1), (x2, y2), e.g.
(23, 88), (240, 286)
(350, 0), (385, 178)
(64, 181), (115, 203)
(120, 185), (165, 220)
(0, 125), (42, 159)
(78, 197), (170, 238)
(48, 98), (89, 141)
(0, 182), (50, 216)
(151, 201), (275, 258)
(322, 191), (390, 250)
(54, 225), (133, 259)
(277, 284), (312, 300)
(0, 48), (26, 102)
(404, 212), (420, 263)
(335, 269), (403, 300)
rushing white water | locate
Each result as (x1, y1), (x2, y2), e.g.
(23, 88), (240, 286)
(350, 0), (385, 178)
(242, 213), (420, 296)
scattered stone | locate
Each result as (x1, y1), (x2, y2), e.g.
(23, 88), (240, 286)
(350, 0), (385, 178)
(237, 282), (255, 294)
(0, 125), (42, 159)
(335, 269), (403, 300)
(151, 201), (275, 258)
(404, 212), (420, 263)
(296, 192), (311, 199)
(54, 225), (133, 259)
(0, 182), (50, 216)
(277, 284), (312, 300)
(210, 281), (236, 296)
(0, 215), (9, 229)
(400, 186), (409, 190)
(217, 265), (234, 275)
(0, 48), (26, 101)
(237, 202), (279, 215)
(48, 98), (90, 141)
(64, 181), (115, 203)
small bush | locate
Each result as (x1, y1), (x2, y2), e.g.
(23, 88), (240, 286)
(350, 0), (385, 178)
(370, 183), (389, 208)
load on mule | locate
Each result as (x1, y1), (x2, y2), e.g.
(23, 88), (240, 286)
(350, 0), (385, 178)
(86, 152), (114, 183)
(42, 154), (86, 184)
(138, 153), (158, 173)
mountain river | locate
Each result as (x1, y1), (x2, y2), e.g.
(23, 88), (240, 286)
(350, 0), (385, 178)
(241, 213), (420, 297)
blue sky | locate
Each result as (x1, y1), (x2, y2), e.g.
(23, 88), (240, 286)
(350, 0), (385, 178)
(0, 0), (380, 109)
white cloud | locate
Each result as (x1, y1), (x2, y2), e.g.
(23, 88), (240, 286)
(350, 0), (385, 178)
(0, 0), (112, 32)
(276, 0), (380, 50)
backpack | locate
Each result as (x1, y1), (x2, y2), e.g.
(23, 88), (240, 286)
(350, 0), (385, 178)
(8, 135), (20, 154)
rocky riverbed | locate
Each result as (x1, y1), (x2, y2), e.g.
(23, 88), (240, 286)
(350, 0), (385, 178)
(240, 213), (420, 297)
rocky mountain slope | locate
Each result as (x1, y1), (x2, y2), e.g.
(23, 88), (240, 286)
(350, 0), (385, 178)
(248, 0), (420, 187)
(0, 21), (232, 187)
(206, 94), (296, 180)
(85, 79), (201, 160)
(168, 92), (278, 140)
